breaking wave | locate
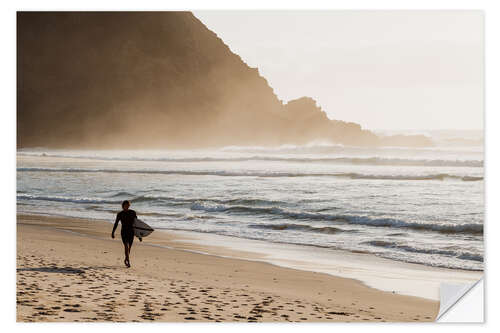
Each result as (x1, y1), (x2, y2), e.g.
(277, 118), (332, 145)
(16, 194), (118, 204)
(17, 167), (483, 181)
(17, 192), (484, 236)
(17, 151), (483, 167)
(248, 223), (349, 234)
(363, 240), (483, 262)
(190, 202), (483, 235)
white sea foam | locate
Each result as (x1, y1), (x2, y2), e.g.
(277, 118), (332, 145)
(17, 167), (483, 181)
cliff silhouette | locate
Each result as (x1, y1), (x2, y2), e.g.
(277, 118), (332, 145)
(17, 12), (432, 148)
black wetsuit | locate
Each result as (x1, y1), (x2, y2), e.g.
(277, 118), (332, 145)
(113, 209), (137, 245)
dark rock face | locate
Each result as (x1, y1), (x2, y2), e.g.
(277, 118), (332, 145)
(17, 12), (431, 148)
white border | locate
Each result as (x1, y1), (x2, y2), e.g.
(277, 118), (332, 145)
(2, 0), (497, 332)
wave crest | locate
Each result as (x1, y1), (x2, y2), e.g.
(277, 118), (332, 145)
(17, 167), (483, 181)
(17, 194), (118, 204)
(363, 240), (483, 262)
(249, 223), (347, 234)
(17, 152), (483, 167)
(190, 202), (483, 235)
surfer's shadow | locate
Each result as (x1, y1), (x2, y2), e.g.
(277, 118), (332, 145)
(17, 265), (113, 274)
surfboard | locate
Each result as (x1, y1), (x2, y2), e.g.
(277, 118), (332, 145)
(133, 218), (154, 238)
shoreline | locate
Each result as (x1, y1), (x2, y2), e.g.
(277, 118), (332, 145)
(18, 211), (482, 300)
(18, 213), (442, 322)
(158, 229), (482, 301)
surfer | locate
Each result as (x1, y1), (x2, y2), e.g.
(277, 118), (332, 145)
(111, 200), (137, 268)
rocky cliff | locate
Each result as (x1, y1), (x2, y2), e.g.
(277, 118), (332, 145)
(17, 12), (432, 148)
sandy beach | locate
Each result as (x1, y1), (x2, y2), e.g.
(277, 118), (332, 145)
(16, 213), (443, 322)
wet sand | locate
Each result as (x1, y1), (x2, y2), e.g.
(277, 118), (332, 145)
(17, 214), (439, 322)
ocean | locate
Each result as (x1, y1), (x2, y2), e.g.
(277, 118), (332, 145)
(17, 132), (484, 271)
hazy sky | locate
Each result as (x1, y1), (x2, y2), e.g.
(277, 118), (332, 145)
(193, 11), (483, 131)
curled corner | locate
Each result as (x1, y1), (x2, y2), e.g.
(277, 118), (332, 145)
(436, 277), (484, 322)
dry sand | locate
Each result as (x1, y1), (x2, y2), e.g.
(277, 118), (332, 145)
(17, 214), (439, 322)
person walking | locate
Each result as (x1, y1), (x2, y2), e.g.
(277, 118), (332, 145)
(112, 200), (137, 268)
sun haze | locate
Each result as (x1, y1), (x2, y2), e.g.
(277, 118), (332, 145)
(194, 10), (484, 131)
